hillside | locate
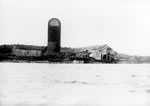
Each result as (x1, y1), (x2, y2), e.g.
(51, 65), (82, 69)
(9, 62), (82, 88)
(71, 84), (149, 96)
(117, 53), (150, 63)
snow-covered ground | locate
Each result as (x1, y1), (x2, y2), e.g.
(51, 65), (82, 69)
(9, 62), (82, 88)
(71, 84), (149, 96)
(0, 63), (150, 106)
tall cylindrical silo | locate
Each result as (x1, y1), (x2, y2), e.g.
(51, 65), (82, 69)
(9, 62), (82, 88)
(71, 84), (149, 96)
(47, 18), (61, 54)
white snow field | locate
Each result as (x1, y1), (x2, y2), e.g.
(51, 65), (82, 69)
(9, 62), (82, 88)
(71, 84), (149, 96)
(0, 63), (150, 106)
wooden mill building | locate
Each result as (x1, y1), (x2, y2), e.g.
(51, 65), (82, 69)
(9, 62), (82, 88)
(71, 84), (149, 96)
(73, 44), (117, 62)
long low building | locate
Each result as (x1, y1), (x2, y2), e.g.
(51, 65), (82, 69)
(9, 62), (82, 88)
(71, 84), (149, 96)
(12, 46), (42, 57)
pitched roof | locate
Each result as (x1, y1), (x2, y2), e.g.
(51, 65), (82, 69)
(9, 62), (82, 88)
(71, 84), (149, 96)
(73, 44), (112, 52)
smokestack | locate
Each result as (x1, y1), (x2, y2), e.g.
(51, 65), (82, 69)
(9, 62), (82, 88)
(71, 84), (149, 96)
(47, 18), (61, 54)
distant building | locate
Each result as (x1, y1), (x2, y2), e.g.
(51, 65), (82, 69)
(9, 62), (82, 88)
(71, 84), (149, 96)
(12, 46), (42, 57)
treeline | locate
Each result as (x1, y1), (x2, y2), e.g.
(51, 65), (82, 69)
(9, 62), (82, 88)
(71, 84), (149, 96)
(0, 45), (13, 55)
(0, 54), (90, 63)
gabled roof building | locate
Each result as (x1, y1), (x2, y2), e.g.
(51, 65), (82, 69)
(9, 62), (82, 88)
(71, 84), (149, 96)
(73, 44), (117, 62)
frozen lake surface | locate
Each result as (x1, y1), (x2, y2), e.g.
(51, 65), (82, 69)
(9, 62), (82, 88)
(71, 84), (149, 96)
(0, 63), (150, 106)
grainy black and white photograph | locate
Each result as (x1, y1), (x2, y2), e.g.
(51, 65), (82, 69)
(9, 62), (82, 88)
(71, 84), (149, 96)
(0, 0), (150, 106)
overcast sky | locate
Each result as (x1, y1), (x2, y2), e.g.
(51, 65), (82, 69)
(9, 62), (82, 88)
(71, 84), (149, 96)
(0, 0), (150, 55)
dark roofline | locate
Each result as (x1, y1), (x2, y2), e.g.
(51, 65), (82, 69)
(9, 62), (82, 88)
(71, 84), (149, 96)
(73, 44), (112, 52)
(13, 45), (45, 51)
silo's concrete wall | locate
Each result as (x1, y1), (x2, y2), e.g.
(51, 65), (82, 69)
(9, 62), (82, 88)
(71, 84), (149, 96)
(47, 18), (61, 54)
